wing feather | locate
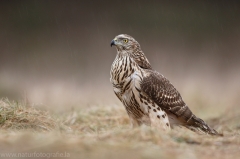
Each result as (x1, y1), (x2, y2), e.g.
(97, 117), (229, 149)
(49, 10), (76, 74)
(140, 70), (185, 112)
(140, 70), (219, 135)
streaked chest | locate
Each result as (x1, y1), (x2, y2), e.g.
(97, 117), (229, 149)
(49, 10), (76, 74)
(110, 54), (136, 86)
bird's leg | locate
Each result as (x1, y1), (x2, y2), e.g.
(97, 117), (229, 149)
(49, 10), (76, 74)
(129, 117), (141, 128)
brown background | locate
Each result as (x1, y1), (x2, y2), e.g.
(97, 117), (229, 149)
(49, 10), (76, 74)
(0, 0), (240, 112)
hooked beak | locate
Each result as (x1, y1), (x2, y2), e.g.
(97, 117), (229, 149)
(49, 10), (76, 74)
(110, 39), (115, 47)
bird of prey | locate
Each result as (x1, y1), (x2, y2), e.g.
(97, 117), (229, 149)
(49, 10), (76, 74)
(110, 34), (219, 135)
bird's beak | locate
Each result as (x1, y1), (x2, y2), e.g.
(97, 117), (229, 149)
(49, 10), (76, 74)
(110, 39), (116, 47)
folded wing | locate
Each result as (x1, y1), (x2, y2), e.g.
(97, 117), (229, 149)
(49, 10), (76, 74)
(140, 70), (219, 135)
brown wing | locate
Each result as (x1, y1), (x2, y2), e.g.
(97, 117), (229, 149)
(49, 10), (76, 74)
(140, 70), (188, 117)
(140, 70), (219, 135)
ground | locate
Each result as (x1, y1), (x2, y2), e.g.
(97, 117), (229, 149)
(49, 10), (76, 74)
(0, 98), (239, 159)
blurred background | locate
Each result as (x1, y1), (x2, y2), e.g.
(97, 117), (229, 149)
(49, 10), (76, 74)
(0, 0), (239, 115)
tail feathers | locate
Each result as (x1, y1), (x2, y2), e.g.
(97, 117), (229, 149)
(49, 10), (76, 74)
(186, 115), (220, 136)
(167, 105), (220, 136)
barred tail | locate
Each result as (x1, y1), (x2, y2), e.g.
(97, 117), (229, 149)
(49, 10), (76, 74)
(185, 115), (220, 136)
(172, 105), (220, 136)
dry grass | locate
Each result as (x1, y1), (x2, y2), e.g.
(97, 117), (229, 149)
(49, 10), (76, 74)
(0, 98), (239, 159)
(0, 98), (67, 132)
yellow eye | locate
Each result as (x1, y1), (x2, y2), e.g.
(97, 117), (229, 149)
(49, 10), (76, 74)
(123, 39), (128, 43)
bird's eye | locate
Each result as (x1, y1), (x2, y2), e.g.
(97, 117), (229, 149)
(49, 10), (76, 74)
(123, 39), (128, 43)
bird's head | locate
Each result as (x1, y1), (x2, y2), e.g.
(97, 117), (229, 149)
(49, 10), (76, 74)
(110, 34), (152, 69)
(110, 34), (140, 52)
